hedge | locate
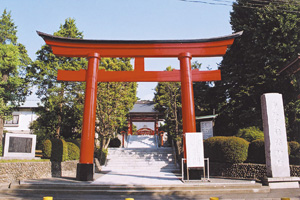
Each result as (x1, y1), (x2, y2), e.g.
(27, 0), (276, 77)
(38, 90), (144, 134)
(48, 139), (68, 162)
(289, 141), (300, 165)
(236, 126), (264, 142)
(67, 142), (80, 160)
(0, 144), (2, 157)
(42, 140), (52, 159)
(248, 139), (265, 164)
(204, 136), (249, 163)
(66, 139), (81, 148)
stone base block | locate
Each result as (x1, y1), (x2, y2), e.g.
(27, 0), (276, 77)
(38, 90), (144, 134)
(263, 177), (300, 189)
(76, 163), (94, 181)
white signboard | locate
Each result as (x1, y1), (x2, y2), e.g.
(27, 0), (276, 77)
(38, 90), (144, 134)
(185, 132), (204, 168)
(200, 121), (213, 139)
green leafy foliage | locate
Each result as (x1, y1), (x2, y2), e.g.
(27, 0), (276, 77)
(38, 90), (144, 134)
(0, 9), (31, 144)
(289, 141), (300, 165)
(50, 139), (68, 162)
(0, 144), (2, 156)
(154, 66), (182, 140)
(66, 139), (81, 148)
(247, 139), (265, 164)
(96, 58), (137, 149)
(236, 126), (264, 142)
(289, 141), (300, 155)
(67, 142), (80, 160)
(212, 0), (300, 137)
(204, 136), (249, 163)
(42, 139), (52, 159)
(27, 18), (86, 139)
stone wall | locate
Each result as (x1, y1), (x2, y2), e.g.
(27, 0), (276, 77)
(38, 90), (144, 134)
(0, 160), (78, 184)
(210, 162), (300, 181)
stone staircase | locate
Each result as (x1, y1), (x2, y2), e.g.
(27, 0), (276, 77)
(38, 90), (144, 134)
(101, 135), (178, 174)
(102, 147), (178, 173)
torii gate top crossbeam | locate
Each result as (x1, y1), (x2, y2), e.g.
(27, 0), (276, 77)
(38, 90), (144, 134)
(37, 31), (242, 58)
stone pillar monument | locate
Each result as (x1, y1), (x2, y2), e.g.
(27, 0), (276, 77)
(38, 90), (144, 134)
(261, 93), (300, 188)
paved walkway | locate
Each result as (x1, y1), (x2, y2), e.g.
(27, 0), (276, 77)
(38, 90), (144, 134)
(127, 135), (157, 148)
(92, 170), (182, 185)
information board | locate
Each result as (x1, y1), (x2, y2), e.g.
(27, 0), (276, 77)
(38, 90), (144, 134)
(200, 121), (213, 139)
(185, 132), (204, 168)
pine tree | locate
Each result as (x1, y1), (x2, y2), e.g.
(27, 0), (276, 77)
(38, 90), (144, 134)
(28, 18), (87, 142)
(154, 66), (182, 140)
(214, 0), (300, 138)
(0, 9), (31, 145)
(96, 58), (137, 150)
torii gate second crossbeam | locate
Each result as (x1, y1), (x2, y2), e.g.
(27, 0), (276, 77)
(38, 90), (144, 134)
(37, 31), (242, 181)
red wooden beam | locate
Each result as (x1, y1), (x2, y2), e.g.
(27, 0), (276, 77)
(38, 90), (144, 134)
(37, 31), (242, 58)
(57, 69), (221, 82)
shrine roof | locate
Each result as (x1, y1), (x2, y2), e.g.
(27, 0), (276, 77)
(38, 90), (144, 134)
(129, 101), (158, 113)
(37, 31), (243, 44)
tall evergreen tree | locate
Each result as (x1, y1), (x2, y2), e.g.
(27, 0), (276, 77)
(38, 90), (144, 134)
(0, 9), (31, 144)
(28, 18), (87, 142)
(96, 58), (137, 150)
(154, 66), (182, 140)
(214, 0), (300, 138)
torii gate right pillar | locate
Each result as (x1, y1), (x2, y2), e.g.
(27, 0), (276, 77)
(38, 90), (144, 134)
(179, 52), (196, 158)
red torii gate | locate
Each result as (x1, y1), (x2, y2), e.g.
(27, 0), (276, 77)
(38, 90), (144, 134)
(37, 31), (242, 181)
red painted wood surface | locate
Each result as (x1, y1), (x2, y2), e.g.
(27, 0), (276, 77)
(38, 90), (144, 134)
(37, 31), (242, 58)
(57, 68), (221, 82)
(179, 52), (196, 160)
(79, 53), (100, 164)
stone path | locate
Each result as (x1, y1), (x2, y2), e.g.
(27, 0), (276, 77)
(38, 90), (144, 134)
(127, 135), (157, 148)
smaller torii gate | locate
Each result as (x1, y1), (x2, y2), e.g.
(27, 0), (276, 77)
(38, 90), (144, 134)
(38, 31), (242, 181)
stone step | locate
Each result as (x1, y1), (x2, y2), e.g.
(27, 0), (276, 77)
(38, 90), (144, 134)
(108, 147), (173, 152)
(103, 163), (177, 170)
(107, 153), (173, 157)
(5, 183), (270, 196)
(106, 159), (174, 165)
(105, 161), (174, 165)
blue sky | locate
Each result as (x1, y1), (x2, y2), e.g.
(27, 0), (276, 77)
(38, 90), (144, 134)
(2, 0), (234, 100)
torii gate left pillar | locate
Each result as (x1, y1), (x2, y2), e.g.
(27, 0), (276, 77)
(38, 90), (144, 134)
(37, 31), (242, 181)
(76, 53), (100, 181)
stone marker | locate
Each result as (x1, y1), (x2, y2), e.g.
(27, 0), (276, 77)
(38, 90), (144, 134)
(2, 133), (36, 159)
(261, 93), (300, 188)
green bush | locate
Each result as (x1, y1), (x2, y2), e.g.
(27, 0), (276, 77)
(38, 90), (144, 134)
(42, 140), (52, 159)
(289, 141), (300, 165)
(204, 136), (227, 162)
(66, 139), (81, 148)
(0, 144), (2, 156)
(109, 138), (121, 148)
(204, 136), (249, 163)
(248, 139), (265, 164)
(289, 141), (300, 155)
(67, 142), (80, 160)
(51, 139), (68, 162)
(236, 126), (264, 142)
